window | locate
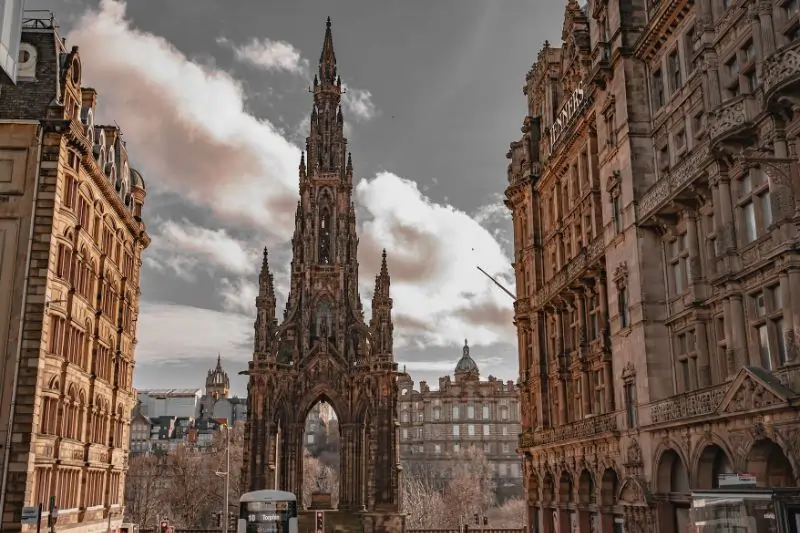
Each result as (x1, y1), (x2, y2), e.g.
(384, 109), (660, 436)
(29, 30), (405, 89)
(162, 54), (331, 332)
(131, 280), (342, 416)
(482, 405), (489, 419)
(618, 286), (630, 329)
(483, 442), (491, 454)
(452, 424), (460, 437)
(750, 286), (787, 370)
(501, 443), (510, 453)
(741, 41), (759, 91)
(658, 144), (671, 171)
(402, 429), (408, 440)
(453, 443), (460, 453)
(593, 370), (606, 414)
(62, 174), (78, 208)
(434, 444), (441, 454)
(624, 382), (638, 428)
(401, 411), (409, 423)
(668, 49), (682, 92)
(467, 404), (474, 419)
(684, 26), (696, 74)
(433, 408), (440, 421)
(501, 425), (508, 436)
(483, 424), (490, 436)
(668, 233), (689, 296)
(674, 331), (694, 392)
(605, 111), (617, 147)
(674, 128), (686, 153)
(739, 167), (772, 244)
(725, 55), (740, 98)
(452, 405), (459, 420)
(468, 424), (475, 436)
(612, 195), (622, 234)
(651, 68), (665, 109)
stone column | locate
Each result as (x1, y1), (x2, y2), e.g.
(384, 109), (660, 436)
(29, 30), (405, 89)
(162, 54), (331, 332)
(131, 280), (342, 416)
(339, 423), (354, 510)
(555, 307), (564, 355)
(779, 271), (794, 364)
(603, 363), (614, 412)
(717, 173), (737, 252)
(580, 371), (591, 417)
(558, 379), (567, 426)
(598, 277), (609, 339)
(722, 297), (737, 378)
(695, 321), (712, 387)
(686, 210), (703, 285)
(704, 54), (721, 109)
(787, 267), (800, 362)
(758, 0), (776, 55)
(729, 292), (752, 367)
(576, 290), (587, 348)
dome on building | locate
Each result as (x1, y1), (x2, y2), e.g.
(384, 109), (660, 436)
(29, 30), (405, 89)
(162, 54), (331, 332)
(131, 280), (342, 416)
(130, 167), (146, 190)
(455, 339), (479, 374)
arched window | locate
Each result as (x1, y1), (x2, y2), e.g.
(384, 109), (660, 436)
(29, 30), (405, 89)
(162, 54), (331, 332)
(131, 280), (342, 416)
(113, 405), (124, 447)
(315, 300), (333, 338)
(318, 207), (332, 264)
(39, 379), (60, 435)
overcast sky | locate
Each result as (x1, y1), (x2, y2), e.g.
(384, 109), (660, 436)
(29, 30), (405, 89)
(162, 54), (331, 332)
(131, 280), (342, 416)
(24, 0), (564, 395)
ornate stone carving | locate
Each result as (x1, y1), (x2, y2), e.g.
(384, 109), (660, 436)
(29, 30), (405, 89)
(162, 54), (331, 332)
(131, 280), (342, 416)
(707, 96), (754, 143)
(720, 376), (782, 414)
(650, 383), (726, 424)
(242, 21), (402, 520)
(762, 39), (800, 102)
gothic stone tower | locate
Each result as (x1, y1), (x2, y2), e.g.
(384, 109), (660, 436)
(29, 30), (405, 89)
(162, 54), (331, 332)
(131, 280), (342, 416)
(242, 18), (404, 530)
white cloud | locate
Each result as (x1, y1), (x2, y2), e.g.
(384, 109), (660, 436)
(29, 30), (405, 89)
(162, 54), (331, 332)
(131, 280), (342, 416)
(218, 36), (309, 75)
(149, 218), (260, 277)
(137, 303), (253, 363)
(70, 1), (515, 365)
(342, 85), (378, 121)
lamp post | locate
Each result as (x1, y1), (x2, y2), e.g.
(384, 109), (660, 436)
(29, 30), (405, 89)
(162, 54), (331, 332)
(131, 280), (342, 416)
(215, 425), (231, 533)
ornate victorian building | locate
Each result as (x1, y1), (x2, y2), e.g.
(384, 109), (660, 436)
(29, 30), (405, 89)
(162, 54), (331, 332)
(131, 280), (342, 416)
(506, 0), (800, 532)
(242, 19), (403, 533)
(0, 14), (149, 533)
(397, 341), (523, 500)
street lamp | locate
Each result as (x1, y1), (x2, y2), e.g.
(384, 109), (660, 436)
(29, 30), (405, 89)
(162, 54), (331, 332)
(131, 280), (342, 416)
(215, 425), (232, 533)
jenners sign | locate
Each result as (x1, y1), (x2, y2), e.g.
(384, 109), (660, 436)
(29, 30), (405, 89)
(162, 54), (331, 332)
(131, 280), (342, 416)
(549, 87), (589, 153)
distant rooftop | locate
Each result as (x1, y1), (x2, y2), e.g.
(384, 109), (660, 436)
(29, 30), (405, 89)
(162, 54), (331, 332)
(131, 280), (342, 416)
(138, 388), (202, 396)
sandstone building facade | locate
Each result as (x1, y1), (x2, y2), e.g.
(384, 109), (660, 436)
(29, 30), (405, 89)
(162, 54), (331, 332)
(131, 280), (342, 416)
(397, 341), (523, 500)
(0, 15), (149, 533)
(506, 0), (800, 532)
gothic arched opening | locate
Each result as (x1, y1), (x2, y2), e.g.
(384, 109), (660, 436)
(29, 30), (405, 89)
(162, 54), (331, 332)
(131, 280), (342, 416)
(655, 449), (690, 533)
(303, 400), (340, 509)
(747, 438), (796, 488)
(696, 444), (733, 489)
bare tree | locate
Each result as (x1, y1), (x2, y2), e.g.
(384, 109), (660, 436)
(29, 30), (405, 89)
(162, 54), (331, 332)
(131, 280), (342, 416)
(442, 446), (496, 526)
(401, 467), (446, 529)
(124, 454), (167, 527)
(486, 497), (526, 528)
(302, 451), (339, 509)
(163, 444), (218, 528)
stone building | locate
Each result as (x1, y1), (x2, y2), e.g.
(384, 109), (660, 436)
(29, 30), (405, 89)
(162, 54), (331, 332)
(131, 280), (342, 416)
(0, 13), (149, 533)
(506, 0), (800, 532)
(397, 340), (523, 500)
(198, 356), (247, 424)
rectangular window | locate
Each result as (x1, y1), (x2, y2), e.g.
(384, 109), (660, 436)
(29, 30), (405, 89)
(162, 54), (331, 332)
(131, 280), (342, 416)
(434, 444), (441, 454)
(668, 49), (682, 92)
(612, 195), (622, 234)
(739, 167), (771, 244)
(483, 424), (490, 436)
(482, 405), (489, 419)
(452, 405), (459, 419)
(468, 424), (475, 436)
(452, 425), (459, 437)
(624, 383), (637, 428)
(684, 26), (696, 74)
(467, 404), (474, 419)
(669, 233), (688, 296)
(618, 287), (630, 328)
(453, 443), (460, 453)
(751, 286), (787, 369)
(483, 442), (491, 454)
(593, 370), (605, 415)
(652, 68), (665, 109)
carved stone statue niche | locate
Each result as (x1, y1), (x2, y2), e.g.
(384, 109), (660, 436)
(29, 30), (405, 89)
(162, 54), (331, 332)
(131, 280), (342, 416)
(319, 208), (332, 264)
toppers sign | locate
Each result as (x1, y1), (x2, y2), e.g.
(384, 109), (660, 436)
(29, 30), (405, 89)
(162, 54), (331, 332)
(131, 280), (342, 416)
(549, 86), (589, 153)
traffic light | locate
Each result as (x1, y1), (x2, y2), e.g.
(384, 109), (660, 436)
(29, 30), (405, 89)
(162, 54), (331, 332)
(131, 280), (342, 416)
(474, 514), (479, 525)
(228, 511), (237, 531)
(483, 517), (488, 526)
(160, 520), (168, 533)
(315, 511), (324, 533)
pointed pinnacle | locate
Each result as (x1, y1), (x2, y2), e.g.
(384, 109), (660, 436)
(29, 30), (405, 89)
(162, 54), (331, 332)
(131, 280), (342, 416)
(380, 249), (389, 277)
(326, 16), (331, 28)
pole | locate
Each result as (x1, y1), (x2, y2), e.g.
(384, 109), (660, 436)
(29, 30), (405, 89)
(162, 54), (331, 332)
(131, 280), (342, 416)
(224, 426), (230, 533)
(476, 266), (516, 300)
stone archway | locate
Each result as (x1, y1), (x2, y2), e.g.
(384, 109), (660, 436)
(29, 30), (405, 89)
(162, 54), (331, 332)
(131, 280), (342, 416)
(654, 449), (690, 533)
(695, 443), (734, 489)
(746, 438), (796, 487)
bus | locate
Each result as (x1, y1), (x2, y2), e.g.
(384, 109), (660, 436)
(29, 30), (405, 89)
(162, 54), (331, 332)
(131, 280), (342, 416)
(238, 490), (298, 533)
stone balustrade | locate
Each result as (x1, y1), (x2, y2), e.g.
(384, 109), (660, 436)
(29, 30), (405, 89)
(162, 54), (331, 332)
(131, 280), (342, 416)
(707, 94), (759, 147)
(532, 236), (605, 308)
(637, 143), (709, 221)
(649, 383), (727, 425)
(519, 411), (618, 448)
(763, 38), (800, 108)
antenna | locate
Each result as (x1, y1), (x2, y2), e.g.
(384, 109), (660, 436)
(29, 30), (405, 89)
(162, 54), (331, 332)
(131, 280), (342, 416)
(476, 266), (515, 300)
